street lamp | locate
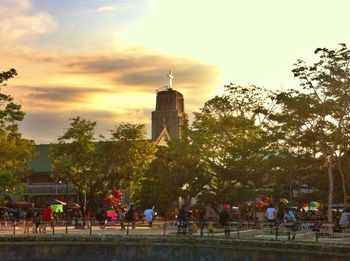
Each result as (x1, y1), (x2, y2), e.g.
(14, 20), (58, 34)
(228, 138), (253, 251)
(66, 182), (69, 202)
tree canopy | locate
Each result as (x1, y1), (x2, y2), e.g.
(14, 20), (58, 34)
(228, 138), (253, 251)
(0, 68), (35, 199)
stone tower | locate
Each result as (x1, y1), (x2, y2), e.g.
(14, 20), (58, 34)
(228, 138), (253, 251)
(152, 71), (188, 141)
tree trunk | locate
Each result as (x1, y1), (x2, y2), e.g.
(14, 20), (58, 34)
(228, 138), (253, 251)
(336, 156), (347, 208)
(327, 162), (334, 222)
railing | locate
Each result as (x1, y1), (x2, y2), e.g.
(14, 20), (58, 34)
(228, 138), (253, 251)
(0, 218), (349, 243)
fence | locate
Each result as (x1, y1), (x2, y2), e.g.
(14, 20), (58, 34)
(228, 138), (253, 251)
(0, 218), (349, 243)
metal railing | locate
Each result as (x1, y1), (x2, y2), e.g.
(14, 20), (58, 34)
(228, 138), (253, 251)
(0, 218), (349, 243)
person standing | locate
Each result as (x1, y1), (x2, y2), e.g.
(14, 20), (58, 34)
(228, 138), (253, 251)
(144, 207), (155, 227)
(265, 203), (276, 234)
(177, 205), (188, 235)
(219, 208), (231, 238)
(339, 208), (350, 228)
(198, 210), (206, 236)
(42, 205), (52, 233)
(125, 203), (136, 229)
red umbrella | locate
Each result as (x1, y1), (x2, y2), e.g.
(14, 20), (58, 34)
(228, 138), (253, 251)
(255, 200), (265, 208)
(222, 203), (231, 209)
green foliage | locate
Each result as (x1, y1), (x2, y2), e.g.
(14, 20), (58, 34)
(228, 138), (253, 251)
(136, 139), (205, 217)
(0, 68), (35, 198)
(139, 85), (277, 215)
(50, 117), (97, 211)
(190, 85), (275, 210)
(97, 123), (156, 198)
(274, 44), (350, 220)
(50, 118), (156, 211)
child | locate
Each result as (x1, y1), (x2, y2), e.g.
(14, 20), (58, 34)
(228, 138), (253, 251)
(191, 222), (198, 235)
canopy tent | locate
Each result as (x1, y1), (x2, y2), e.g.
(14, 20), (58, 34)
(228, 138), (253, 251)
(106, 210), (118, 221)
(7, 201), (34, 208)
(51, 204), (64, 213)
(255, 200), (267, 208)
(46, 199), (66, 205)
(302, 201), (320, 211)
(67, 202), (80, 209)
(280, 198), (289, 205)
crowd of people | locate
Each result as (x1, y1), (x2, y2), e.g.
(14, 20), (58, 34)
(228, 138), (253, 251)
(1, 201), (350, 237)
(173, 203), (350, 237)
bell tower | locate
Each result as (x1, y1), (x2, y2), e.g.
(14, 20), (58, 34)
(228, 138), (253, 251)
(152, 71), (188, 141)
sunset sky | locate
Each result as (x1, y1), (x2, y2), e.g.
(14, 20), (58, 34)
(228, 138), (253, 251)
(1, 0), (350, 143)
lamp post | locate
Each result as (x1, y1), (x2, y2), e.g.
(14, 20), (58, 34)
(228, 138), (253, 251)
(84, 183), (87, 212)
(55, 181), (62, 196)
(66, 182), (69, 202)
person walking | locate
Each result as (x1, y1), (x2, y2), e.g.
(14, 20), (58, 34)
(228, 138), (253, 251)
(144, 207), (155, 227)
(125, 203), (136, 229)
(284, 207), (297, 240)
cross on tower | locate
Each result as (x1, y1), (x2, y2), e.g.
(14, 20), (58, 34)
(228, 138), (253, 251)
(167, 70), (173, 89)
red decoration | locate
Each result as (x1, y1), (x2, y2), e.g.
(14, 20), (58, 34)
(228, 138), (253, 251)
(103, 189), (122, 208)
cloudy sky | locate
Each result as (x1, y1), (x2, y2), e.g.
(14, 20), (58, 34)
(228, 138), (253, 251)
(1, 0), (350, 143)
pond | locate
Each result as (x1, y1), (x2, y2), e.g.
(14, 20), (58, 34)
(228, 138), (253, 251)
(0, 236), (348, 261)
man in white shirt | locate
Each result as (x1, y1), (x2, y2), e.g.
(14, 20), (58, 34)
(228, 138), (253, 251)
(265, 203), (276, 234)
(144, 208), (155, 227)
(339, 208), (350, 228)
(266, 204), (276, 221)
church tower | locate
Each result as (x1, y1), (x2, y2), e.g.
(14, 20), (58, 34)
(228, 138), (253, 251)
(152, 71), (188, 141)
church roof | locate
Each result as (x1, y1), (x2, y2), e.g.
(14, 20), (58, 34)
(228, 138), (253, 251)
(153, 127), (171, 146)
(28, 144), (51, 173)
(28, 135), (169, 175)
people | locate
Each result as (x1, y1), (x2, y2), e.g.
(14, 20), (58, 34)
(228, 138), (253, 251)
(144, 207), (155, 227)
(207, 218), (214, 236)
(284, 207), (297, 240)
(339, 208), (350, 228)
(198, 210), (206, 236)
(265, 203), (276, 234)
(219, 207), (231, 238)
(177, 205), (188, 235)
(41, 205), (53, 233)
(33, 211), (41, 234)
(23, 209), (32, 234)
(118, 206), (126, 230)
(125, 203), (136, 229)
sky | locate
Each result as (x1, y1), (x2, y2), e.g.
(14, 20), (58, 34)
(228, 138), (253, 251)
(1, 0), (350, 143)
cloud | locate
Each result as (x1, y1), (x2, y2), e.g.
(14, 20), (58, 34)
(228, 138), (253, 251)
(66, 50), (219, 92)
(0, 0), (57, 41)
(22, 86), (112, 103)
(8, 85), (115, 114)
(96, 5), (119, 12)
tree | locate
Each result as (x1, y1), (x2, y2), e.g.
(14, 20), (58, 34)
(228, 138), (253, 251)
(50, 116), (98, 212)
(187, 84), (275, 213)
(136, 138), (205, 218)
(276, 44), (350, 221)
(51, 119), (156, 212)
(0, 68), (35, 199)
(96, 123), (156, 203)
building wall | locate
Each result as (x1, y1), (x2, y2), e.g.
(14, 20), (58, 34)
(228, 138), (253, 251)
(152, 88), (188, 140)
